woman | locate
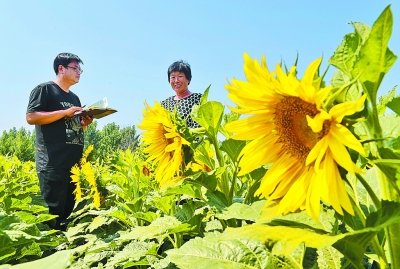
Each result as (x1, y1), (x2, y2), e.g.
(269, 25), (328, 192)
(161, 60), (202, 128)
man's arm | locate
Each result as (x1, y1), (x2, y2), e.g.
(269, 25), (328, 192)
(26, 106), (83, 125)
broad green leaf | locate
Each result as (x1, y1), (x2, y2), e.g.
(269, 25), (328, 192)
(14, 212), (56, 225)
(206, 190), (229, 211)
(109, 209), (135, 227)
(220, 139), (246, 163)
(216, 202), (264, 222)
(104, 240), (154, 269)
(376, 148), (400, 193)
(258, 202), (335, 233)
(0, 214), (21, 230)
(380, 113), (400, 150)
(164, 182), (204, 200)
(193, 140), (216, 170)
(0, 230), (15, 262)
(387, 95), (400, 115)
(86, 215), (110, 233)
(220, 111), (241, 139)
(175, 203), (196, 223)
(192, 101), (224, 138)
(117, 216), (182, 242)
(377, 87), (397, 114)
(352, 6), (397, 103)
(5, 250), (72, 269)
(330, 32), (360, 76)
(199, 85), (211, 105)
(224, 201), (400, 269)
(16, 241), (41, 259)
(352, 22), (371, 43)
(366, 200), (400, 227)
(83, 250), (115, 266)
(149, 195), (174, 215)
(317, 246), (343, 269)
(193, 171), (218, 191)
(122, 258), (151, 268)
(132, 212), (158, 224)
(0, 247), (15, 264)
(167, 235), (289, 269)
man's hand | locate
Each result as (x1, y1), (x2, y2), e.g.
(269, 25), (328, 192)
(65, 106), (83, 118)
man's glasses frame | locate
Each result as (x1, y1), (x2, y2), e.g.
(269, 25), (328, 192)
(64, 65), (83, 74)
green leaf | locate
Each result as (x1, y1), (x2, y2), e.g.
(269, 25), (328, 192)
(86, 215), (110, 233)
(220, 111), (241, 139)
(117, 216), (183, 242)
(317, 246), (343, 269)
(16, 241), (41, 259)
(330, 32), (361, 77)
(352, 5), (397, 102)
(193, 171), (218, 191)
(0, 230), (15, 262)
(224, 201), (400, 269)
(387, 95), (400, 115)
(105, 240), (155, 269)
(167, 235), (282, 269)
(206, 190), (229, 212)
(6, 250), (72, 269)
(149, 195), (175, 215)
(379, 113), (400, 150)
(377, 87), (397, 114)
(14, 212), (56, 225)
(199, 85), (211, 105)
(220, 139), (246, 163)
(376, 147), (400, 191)
(132, 212), (158, 224)
(164, 182), (204, 200)
(192, 101), (224, 138)
(216, 201), (265, 222)
(366, 200), (400, 227)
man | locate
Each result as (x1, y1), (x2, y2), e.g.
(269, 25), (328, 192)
(160, 60), (202, 128)
(26, 53), (93, 230)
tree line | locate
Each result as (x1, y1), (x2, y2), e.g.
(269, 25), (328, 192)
(0, 122), (141, 162)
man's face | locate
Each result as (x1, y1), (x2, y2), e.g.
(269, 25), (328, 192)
(62, 61), (82, 84)
(169, 71), (189, 95)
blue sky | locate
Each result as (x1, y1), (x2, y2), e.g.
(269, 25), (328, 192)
(1, 1), (399, 133)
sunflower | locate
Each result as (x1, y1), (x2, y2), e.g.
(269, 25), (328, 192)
(70, 145), (102, 207)
(137, 101), (190, 187)
(225, 53), (366, 220)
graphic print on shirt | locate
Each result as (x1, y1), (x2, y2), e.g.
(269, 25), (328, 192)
(61, 101), (84, 146)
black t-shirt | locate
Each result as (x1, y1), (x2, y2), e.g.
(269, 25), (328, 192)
(26, 81), (84, 171)
(160, 93), (202, 128)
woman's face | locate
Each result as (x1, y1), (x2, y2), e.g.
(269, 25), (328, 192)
(169, 71), (189, 95)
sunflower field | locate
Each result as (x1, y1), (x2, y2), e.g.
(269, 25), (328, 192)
(1, 5), (400, 269)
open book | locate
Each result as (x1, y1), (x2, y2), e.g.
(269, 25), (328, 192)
(74, 97), (117, 119)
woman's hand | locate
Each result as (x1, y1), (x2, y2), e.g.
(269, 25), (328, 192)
(80, 115), (93, 127)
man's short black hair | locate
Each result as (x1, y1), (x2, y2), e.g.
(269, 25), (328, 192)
(168, 60), (192, 83)
(53, 53), (83, 74)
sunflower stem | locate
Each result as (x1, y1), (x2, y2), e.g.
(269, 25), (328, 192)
(355, 174), (381, 210)
(364, 100), (400, 268)
(348, 194), (388, 267)
(211, 136), (231, 204)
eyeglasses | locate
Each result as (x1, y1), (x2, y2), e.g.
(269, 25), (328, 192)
(65, 66), (83, 74)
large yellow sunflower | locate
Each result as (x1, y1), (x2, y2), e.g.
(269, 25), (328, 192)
(225, 53), (366, 220)
(137, 101), (190, 187)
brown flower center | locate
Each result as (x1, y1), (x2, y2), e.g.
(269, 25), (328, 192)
(275, 96), (330, 163)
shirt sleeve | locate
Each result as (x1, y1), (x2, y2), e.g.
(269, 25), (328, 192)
(26, 84), (48, 113)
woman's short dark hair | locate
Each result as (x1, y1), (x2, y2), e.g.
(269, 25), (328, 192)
(168, 60), (192, 83)
(53, 53), (84, 74)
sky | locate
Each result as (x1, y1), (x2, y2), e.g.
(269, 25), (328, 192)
(0, 1), (399, 133)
